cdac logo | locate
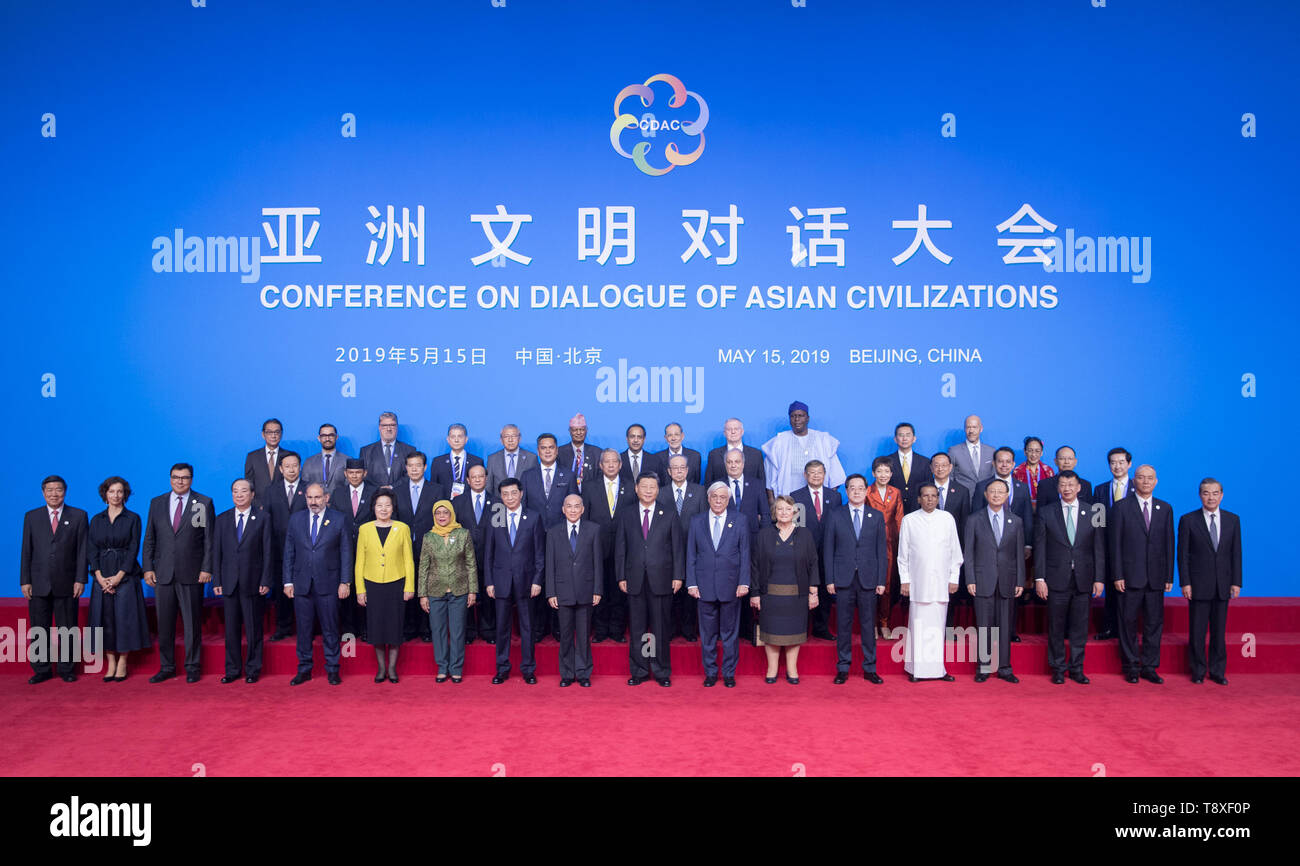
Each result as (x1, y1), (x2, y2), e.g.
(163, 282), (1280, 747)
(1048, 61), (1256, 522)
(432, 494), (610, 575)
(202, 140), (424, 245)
(610, 74), (708, 176)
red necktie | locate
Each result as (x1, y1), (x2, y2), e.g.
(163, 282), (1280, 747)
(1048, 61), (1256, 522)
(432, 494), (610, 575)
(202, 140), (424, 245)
(813, 490), (822, 519)
(352, 488), (360, 517)
(641, 508), (650, 539)
(172, 497), (183, 532)
(50, 510), (59, 535)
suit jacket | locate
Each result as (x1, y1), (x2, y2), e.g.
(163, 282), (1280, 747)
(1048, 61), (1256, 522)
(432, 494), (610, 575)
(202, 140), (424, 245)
(752, 525), (819, 596)
(686, 509), (751, 601)
(393, 477), (448, 562)
(1093, 476), (1132, 510)
(283, 507), (352, 594)
(142, 491), (215, 585)
(354, 521), (416, 594)
(20, 505), (89, 596)
(654, 447), (703, 486)
(704, 444), (765, 487)
(658, 482), (707, 535)
(822, 504), (888, 590)
(1037, 474), (1093, 507)
(1177, 509), (1242, 601)
(330, 483), (379, 542)
(1033, 499), (1105, 593)
(521, 463), (577, 530)
(617, 449), (663, 488)
(482, 507), (545, 596)
(885, 450), (932, 513)
(264, 480), (308, 583)
(359, 439), (417, 489)
(545, 520), (603, 605)
(300, 450), (350, 496)
(557, 442), (603, 490)
(430, 451), (485, 495)
(486, 448), (538, 495)
(723, 475), (767, 535)
(244, 447), (284, 501)
(582, 475), (634, 563)
(947, 441), (994, 504)
(453, 490), (496, 577)
(212, 507), (273, 594)
(1109, 496), (1174, 591)
(615, 501), (685, 595)
(963, 506), (1026, 597)
(933, 478), (970, 545)
(972, 477), (1034, 548)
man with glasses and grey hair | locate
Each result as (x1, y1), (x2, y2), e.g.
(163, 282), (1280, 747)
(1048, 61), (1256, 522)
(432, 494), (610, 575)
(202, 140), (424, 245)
(360, 411), (415, 489)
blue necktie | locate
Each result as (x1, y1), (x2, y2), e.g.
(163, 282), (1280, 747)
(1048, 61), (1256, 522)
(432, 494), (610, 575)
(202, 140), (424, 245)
(992, 511), (1002, 545)
(509, 512), (517, 545)
(570, 524), (578, 553)
(236, 512), (245, 542)
(474, 494), (483, 522)
(311, 513), (319, 545)
(853, 508), (861, 539)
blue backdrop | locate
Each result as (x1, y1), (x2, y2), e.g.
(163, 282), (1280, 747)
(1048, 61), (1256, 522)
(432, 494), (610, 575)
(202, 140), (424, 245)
(2, 0), (1294, 594)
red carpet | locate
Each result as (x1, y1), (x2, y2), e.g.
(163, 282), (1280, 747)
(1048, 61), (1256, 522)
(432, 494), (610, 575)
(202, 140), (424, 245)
(2, 672), (1297, 777)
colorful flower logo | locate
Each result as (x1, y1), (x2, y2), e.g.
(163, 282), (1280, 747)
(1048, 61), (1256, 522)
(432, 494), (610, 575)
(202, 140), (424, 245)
(610, 74), (709, 176)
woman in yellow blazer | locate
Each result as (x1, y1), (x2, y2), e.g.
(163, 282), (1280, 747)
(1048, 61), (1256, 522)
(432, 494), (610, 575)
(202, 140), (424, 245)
(355, 491), (415, 683)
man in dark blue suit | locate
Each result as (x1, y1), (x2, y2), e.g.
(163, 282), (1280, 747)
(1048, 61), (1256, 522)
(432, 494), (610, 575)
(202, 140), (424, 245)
(1032, 471), (1105, 684)
(584, 449), (634, 643)
(283, 483), (353, 685)
(212, 479), (272, 683)
(1178, 477), (1242, 685)
(686, 483), (751, 687)
(1036, 445), (1093, 507)
(359, 411), (416, 489)
(617, 423), (664, 488)
(19, 475), (88, 683)
(521, 433), (576, 643)
(654, 421), (703, 485)
(823, 474), (888, 684)
(483, 478), (546, 684)
(545, 494), (603, 687)
(263, 451), (307, 641)
(883, 422), (932, 514)
(1110, 464), (1174, 684)
(330, 458), (377, 642)
(790, 459), (841, 640)
(1093, 446), (1134, 640)
(454, 465), (495, 643)
(430, 422), (484, 498)
(394, 450), (445, 642)
(616, 473), (684, 686)
(972, 446), (1034, 642)
(722, 448), (766, 644)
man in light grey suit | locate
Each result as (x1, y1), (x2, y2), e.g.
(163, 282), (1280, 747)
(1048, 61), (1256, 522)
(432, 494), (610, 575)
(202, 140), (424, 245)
(301, 422), (351, 497)
(947, 414), (995, 505)
(486, 423), (538, 495)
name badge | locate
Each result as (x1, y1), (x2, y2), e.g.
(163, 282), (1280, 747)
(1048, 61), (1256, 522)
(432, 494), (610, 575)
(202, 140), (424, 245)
(451, 483), (466, 497)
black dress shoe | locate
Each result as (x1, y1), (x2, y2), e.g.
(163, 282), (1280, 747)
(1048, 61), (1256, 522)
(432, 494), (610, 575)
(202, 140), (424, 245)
(523, 674), (537, 685)
(786, 675), (799, 685)
(907, 674), (917, 683)
(245, 675), (259, 684)
(703, 676), (717, 687)
(1095, 629), (1116, 640)
(812, 629), (834, 641)
(997, 672), (1020, 683)
(579, 679), (591, 687)
(627, 676), (646, 686)
(833, 672), (849, 684)
(723, 677), (735, 688)
(613, 634), (627, 643)
(481, 635), (495, 645)
(1125, 672), (1140, 683)
(269, 630), (291, 641)
(657, 678), (671, 687)
(684, 633), (698, 642)
(1051, 672), (1066, 684)
(1209, 674), (1229, 686)
(551, 631), (562, 642)
(765, 676), (778, 684)
(436, 674), (448, 683)
(388, 672), (398, 684)
(28, 672), (53, 684)
(1010, 635), (1022, 643)
(974, 672), (990, 683)
(939, 674), (956, 682)
(185, 672), (200, 683)
(560, 678), (574, 687)
(592, 634), (606, 643)
(1191, 676), (1204, 684)
(451, 676), (462, 684)
(103, 674), (116, 682)
(864, 672), (883, 684)
(1140, 670), (1164, 684)
(59, 673), (76, 682)
(220, 675), (240, 684)
(327, 672), (342, 685)
(464, 635), (474, 645)
(1069, 672), (1090, 684)
(492, 673), (509, 684)
(290, 672), (312, 685)
(149, 671), (176, 684)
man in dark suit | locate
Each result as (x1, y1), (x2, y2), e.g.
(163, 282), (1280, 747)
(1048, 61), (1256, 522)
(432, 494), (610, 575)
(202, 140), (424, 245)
(454, 465), (495, 643)
(395, 450), (445, 642)
(1109, 464), (1174, 684)
(1036, 445), (1092, 507)
(330, 458), (377, 641)
(283, 484), (352, 685)
(704, 417), (765, 486)
(1093, 446), (1134, 641)
(790, 459), (841, 640)
(616, 473), (684, 686)
(617, 423), (663, 487)
(947, 414), (994, 505)
(964, 479), (1025, 682)
(973, 446), (1035, 642)
(659, 454), (706, 640)
(212, 479), (272, 683)
(884, 422), (932, 514)
(1032, 471), (1105, 684)
(546, 494), (603, 686)
(686, 482), (751, 687)
(486, 424), (538, 495)
(932, 453), (972, 629)
(430, 422), (484, 497)
(359, 411), (415, 489)
(823, 474), (888, 684)
(721, 449), (767, 535)
(244, 417), (284, 503)
(585, 448), (635, 643)
(264, 450), (307, 641)
(558, 412), (602, 494)
(301, 423), (349, 497)
(1178, 477), (1241, 685)
(521, 433), (576, 643)
(655, 421), (702, 486)
(19, 475), (88, 683)
(143, 463), (215, 684)
(484, 478), (545, 683)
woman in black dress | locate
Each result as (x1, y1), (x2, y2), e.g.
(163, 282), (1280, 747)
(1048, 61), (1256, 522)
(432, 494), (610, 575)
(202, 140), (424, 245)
(87, 476), (152, 681)
(751, 495), (820, 683)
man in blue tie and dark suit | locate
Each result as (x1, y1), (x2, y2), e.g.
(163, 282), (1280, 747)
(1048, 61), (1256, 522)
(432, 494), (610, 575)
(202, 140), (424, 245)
(964, 479), (1025, 683)
(360, 411), (416, 489)
(790, 459), (841, 640)
(686, 483), (751, 687)
(823, 474), (888, 684)
(545, 495), (603, 687)
(521, 433), (576, 643)
(1093, 446), (1133, 640)
(212, 479), (273, 683)
(884, 422), (932, 514)
(616, 473), (684, 686)
(19, 475), (88, 684)
(659, 454), (706, 641)
(1110, 464), (1174, 684)
(454, 465), (496, 643)
(1177, 477), (1242, 685)
(264, 451), (307, 641)
(483, 478), (545, 684)
(430, 423), (484, 497)
(1032, 471), (1105, 684)
(394, 450), (445, 642)
(283, 483), (352, 685)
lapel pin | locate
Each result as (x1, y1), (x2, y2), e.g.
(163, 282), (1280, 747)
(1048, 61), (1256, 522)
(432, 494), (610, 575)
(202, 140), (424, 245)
(324, 519), (331, 527)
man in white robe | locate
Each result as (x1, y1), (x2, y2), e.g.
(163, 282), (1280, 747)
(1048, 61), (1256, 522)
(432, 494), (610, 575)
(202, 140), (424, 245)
(762, 401), (847, 498)
(899, 484), (963, 681)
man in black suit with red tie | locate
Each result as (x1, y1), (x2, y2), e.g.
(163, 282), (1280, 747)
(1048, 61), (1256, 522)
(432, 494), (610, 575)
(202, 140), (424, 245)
(454, 465), (495, 643)
(244, 417), (285, 503)
(20, 475), (88, 683)
(790, 459), (840, 640)
(1178, 478), (1241, 685)
(546, 494), (603, 686)
(264, 450), (307, 641)
(964, 479), (1024, 683)
(616, 473), (684, 686)
(212, 479), (272, 683)
(1109, 464), (1174, 684)
(585, 449), (634, 643)
(883, 422), (931, 514)
(704, 417), (766, 486)
(483, 478), (546, 684)
(1033, 471), (1105, 684)
(143, 463), (215, 684)
(395, 451), (445, 642)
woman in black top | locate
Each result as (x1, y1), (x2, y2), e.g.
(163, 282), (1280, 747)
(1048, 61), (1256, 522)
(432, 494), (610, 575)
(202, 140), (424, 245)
(87, 477), (151, 681)
(751, 495), (819, 683)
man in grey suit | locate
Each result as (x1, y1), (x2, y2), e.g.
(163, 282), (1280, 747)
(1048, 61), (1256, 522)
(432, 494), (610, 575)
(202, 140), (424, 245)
(359, 411), (415, 489)
(20, 475), (88, 683)
(964, 479), (1025, 682)
(301, 423), (350, 497)
(947, 414), (994, 505)
(545, 494), (603, 687)
(486, 423), (538, 495)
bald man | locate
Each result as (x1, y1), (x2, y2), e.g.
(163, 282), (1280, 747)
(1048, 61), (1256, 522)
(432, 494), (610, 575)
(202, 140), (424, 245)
(1109, 464), (1174, 684)
(947, 414), (995, 505)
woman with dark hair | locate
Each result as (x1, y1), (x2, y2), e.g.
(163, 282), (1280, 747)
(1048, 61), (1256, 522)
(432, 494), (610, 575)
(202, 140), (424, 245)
(355, 490), (415, 683)
(87, 477), (151, 681)
(1014, 436), (1055, 510)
